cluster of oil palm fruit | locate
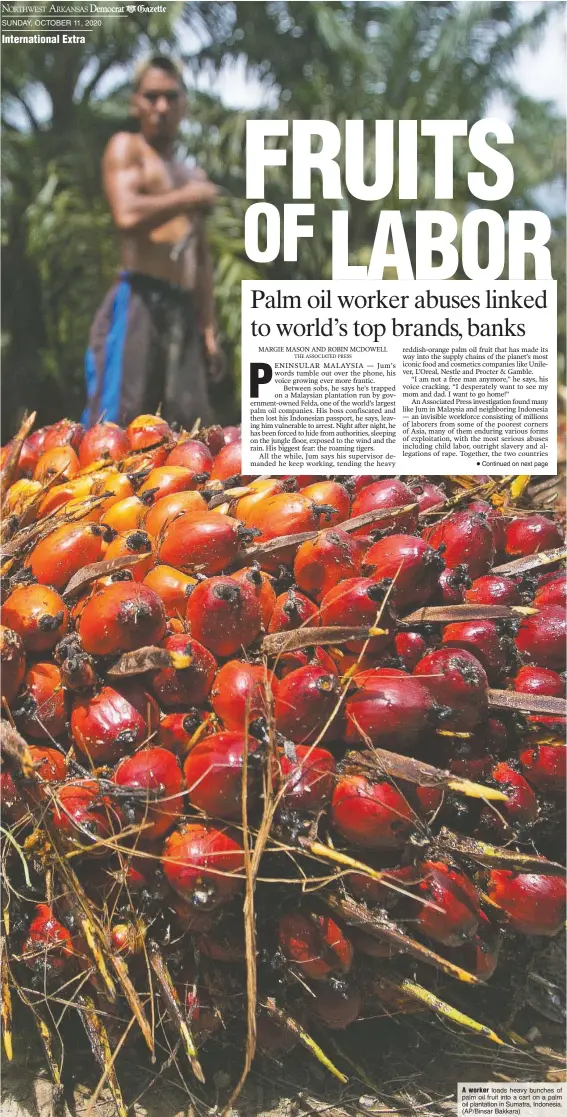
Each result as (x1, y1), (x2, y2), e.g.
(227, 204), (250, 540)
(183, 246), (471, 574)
(0, 413), (565, 1109)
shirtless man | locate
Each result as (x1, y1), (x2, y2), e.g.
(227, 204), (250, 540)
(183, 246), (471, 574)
(83, 55), (222, 429)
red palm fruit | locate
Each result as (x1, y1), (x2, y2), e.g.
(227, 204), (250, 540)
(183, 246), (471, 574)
(194, 916), (246, 960)
(256, 1012), (297, 1053)
(26, 523), (109, 591)
(149, 634), (216, 708)
(478, 762), (537, 838)
(186, 576), (261, 658)
(143, 489), (207, 537)
(278, 912), (353, 980)
(394, 631), (427, 671)
(194, 426), (225, 456)
(138, 465), (202, 504)
(22, 904), (73, 975)
(442, 910), (500, 980)
(350, 479), (418, 536)
(349, 928), (398, 959)
(348, 861), (418, 908)
(143, 564), (197, 618)
(121, 855), (160, 897)
(412, 860), (480, 947)
(101, 495), (146, 533)
(342, 474), (372, 495)
(70, 682), (159, 765)
(110, 921), (146, 956)
(52, 779), (118, 849)
(310, 982), (362, 1030)
(114, 746), (183, 841)
(33, 445), (80, 484)
(301, 480), (350, 523)
(441, 735), (492, 781)
(42, 419), (84, 454)
(364, 534), (445, 609)
(19, 428), (49, 475)
(4, 478), (43, 520)
(274, 665), (340, 744)
(211, 661), (278, 730)
(78, 582), (166, 656)
(424, 510), (495, 577)
(162, 822), (244, 908)
(222, 425), (240, 445)
(158, 711), (204, 756)
(183, 731), (261, 819)
(467, 500), (506, 554)
(505, 515), (563, 557)
(408, 480), (446, 513)
(210, 439), (245, 483)
(414, 784), (444, 815)
(514, 665), (565, 698)
(231, 565), (276, 628)
(485, 715), (510, 757)
(78, 422), (129, 466)
(331, 774), (416, 849)
(1, 768), (28, 824)
(103, 529), (154, 582)
(126, 413), (170, 450)
(437, 565), (471, 604)
(245, 493), (337, 555)
(465, 575), (521, 606)
(166, 438), (213, 475)
(267, 587), (319, 633)
(485, 870), (566, 936)
(0, 626), (26, 703)
(278, 744), (335, 812)
(16, 662), (67, 740)
(413, 647), (488, 730)
(278, 644), (339, 679)
(157, 512), (248, 575)
(353, 666), (408, 681)
(515, 607), (566, 671)
(234, 478), (291, 523)
(534, 574), (567, 607)
(344, 673), (435, 750)
(519, 739), (566, 794)
(441, 621), (508, 684)
(170, 897), (214, 932)
(294, 528), (360, 602)
(28, 744), (67, 789)
(319, 578), (395, 654)
(176, 966), (221, 1038)
(94, 471), (135, 517)
(37, 476), (96, 518)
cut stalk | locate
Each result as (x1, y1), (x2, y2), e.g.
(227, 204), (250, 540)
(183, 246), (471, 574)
(376, 975), (506, 1046)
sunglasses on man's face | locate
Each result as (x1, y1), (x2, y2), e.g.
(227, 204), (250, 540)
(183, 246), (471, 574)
(141, 90), (181, 105)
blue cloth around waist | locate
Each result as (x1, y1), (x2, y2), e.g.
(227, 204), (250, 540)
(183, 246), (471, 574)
(82, 277), (131, 426)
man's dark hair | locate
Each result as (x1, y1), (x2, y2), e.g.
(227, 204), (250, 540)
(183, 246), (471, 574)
(133, 55), (185, 91)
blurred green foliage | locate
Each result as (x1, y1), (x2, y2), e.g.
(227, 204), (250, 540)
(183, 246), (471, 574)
(1, 1), (565, 438)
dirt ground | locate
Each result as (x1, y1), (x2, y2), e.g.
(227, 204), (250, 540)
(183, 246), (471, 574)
(2, 998), (565, 1117)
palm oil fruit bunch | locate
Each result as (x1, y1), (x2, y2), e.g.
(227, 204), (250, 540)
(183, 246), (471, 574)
(1, 415), (566, 1108)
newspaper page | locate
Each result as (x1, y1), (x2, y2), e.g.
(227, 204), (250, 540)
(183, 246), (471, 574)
(241, 125), (558, 474)
(1, 4), (565, 1117)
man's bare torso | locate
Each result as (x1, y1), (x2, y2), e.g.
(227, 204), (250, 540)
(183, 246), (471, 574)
(107, 133), (201, 289)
